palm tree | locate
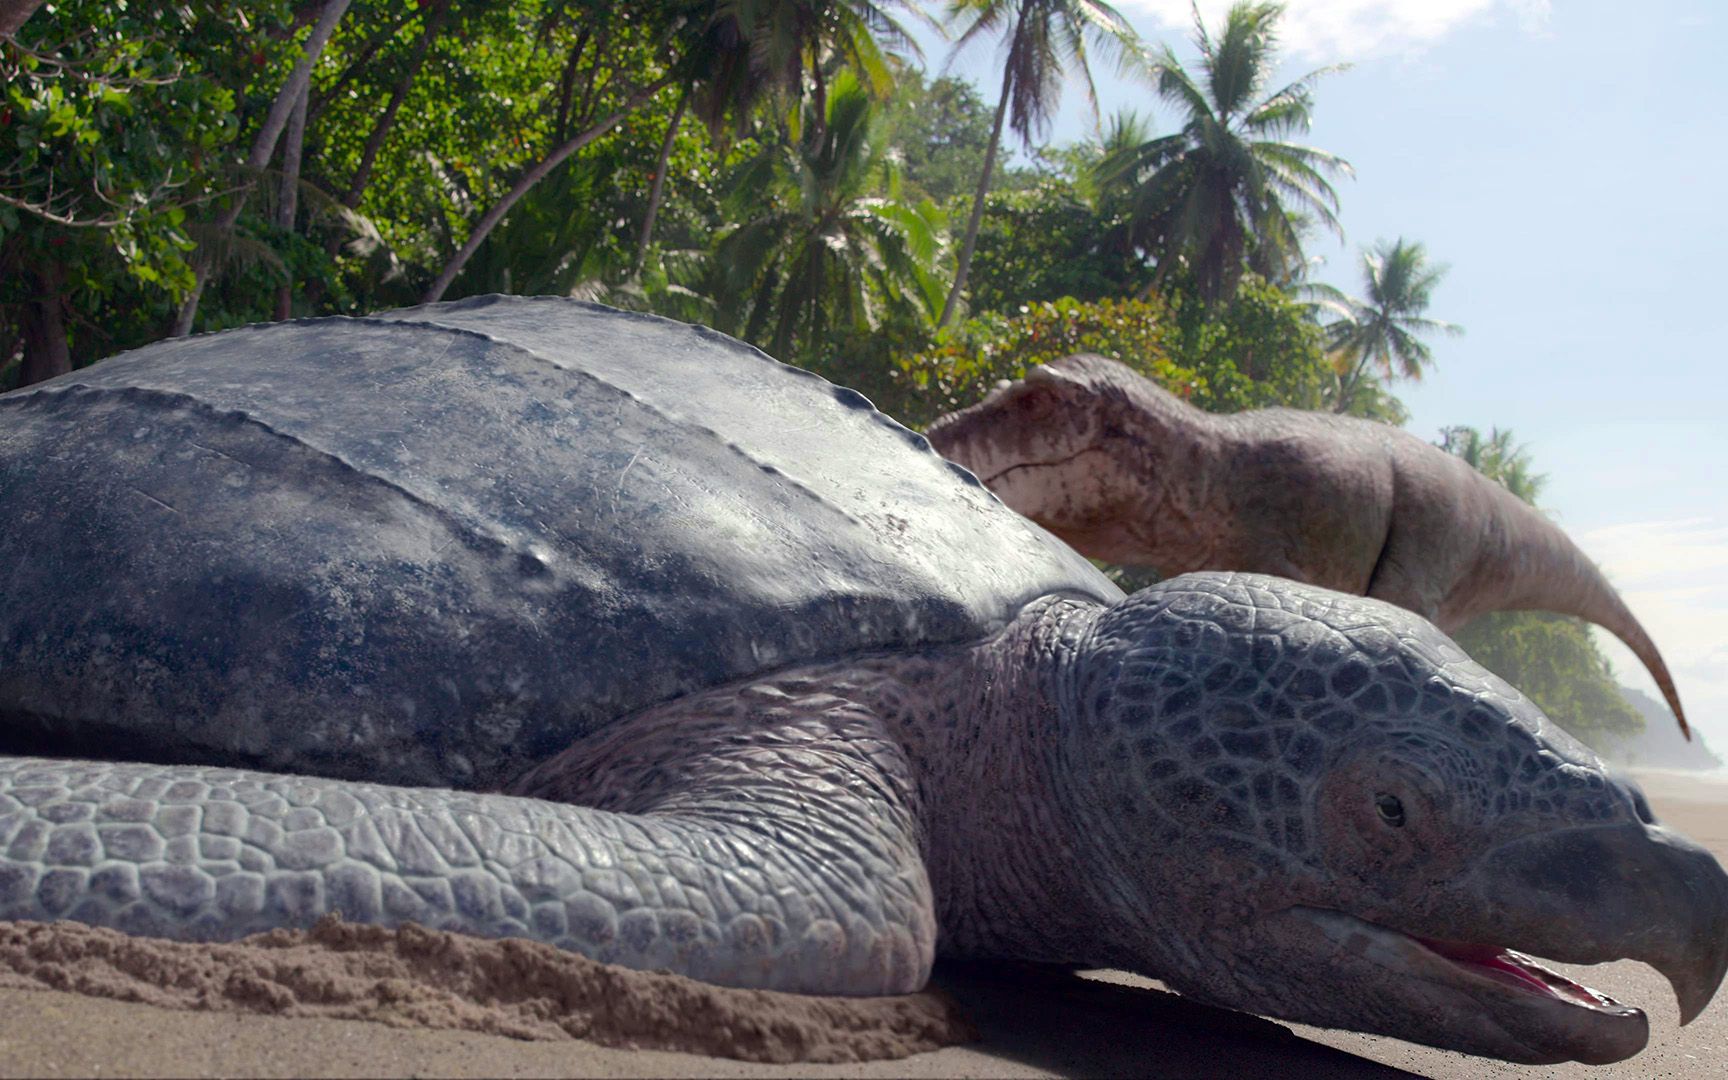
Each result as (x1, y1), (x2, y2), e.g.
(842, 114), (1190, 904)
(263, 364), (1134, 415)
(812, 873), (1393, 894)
(1095, 1), (1350, 305)
(938, 0), (1141, 328)
(688, 0), (924, 139)
(709, 69), (948, 360)
(1438, 426), (1546, 504)
(423, 1), (925, 305)
(1315, 237), (1461, 413)
(639, 1), (924, 277)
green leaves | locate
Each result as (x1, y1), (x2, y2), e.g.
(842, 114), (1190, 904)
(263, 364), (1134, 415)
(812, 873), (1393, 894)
(1317, 236), (1462, 412)
(708, 67), (949, 362)
(1097, 0), (1351, 305)
(1437, 425), (1546, 504)
(0, 0), (1422, 447)
(1, 1), (261, 381)
(1455, 614), (1645, 749)
(883, 285), (1330, 428)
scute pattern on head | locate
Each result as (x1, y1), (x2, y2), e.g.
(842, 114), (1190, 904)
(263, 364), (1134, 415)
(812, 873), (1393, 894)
(1030, 571), (1727, 1066)
(1072, 573), (1629, 884)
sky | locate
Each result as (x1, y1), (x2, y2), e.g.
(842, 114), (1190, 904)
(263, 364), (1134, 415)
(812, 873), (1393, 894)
(928, 0), (1728, 747)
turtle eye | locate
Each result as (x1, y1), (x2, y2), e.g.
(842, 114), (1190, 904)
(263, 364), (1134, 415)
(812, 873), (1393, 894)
(1375, 792), (1406, 828)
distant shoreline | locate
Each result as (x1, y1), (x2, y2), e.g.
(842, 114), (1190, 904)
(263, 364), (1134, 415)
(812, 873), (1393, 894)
(1626, 764), (1728, 784)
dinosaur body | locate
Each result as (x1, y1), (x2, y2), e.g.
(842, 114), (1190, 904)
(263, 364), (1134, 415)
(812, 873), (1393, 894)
(926, 353), (1688, 734)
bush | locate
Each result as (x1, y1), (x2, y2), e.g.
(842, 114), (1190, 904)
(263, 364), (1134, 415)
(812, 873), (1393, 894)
(878, 295), (1192, 427)
(876, 275), (1336, 428)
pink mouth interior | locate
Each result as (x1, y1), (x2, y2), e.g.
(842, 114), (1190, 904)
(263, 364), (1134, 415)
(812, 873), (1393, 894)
(1415, 937), (1623, 1010)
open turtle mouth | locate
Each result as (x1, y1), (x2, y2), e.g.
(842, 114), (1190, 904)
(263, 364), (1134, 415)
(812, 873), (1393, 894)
(1410, 934), (1628, 1012)
(1291, 906), (1649, 1064)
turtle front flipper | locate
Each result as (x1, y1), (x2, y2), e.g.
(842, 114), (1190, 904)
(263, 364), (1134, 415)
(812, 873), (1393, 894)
(0, 685), (935, 996)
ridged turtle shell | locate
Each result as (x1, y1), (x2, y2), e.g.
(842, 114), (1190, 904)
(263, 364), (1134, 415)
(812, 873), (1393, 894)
(0, 296), (1119, 790)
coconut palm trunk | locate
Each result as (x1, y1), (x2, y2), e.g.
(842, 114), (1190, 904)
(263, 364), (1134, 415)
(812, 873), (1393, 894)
(272, 83), (309, 321)
(171, 0), (352, 337)
(420, 76), (673, 304)
(18, 263), (70, 386)
(343, 0), (449, 210)
(937, 0), (1134, 329)
(0, 0), (43, 37)
(633, 82), (691, 277)
(938, 54), (1014, 329)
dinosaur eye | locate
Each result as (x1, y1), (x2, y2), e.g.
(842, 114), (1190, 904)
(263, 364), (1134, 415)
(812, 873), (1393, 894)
(1375, 793), (1406, 828)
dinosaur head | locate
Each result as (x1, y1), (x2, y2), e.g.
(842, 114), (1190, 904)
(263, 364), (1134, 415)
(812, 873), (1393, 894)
(1060, 572), (1727, 1064)
(924, 357), (1206, 561)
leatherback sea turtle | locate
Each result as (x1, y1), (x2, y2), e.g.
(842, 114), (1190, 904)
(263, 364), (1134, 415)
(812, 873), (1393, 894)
(0, 296), (1722, 1065)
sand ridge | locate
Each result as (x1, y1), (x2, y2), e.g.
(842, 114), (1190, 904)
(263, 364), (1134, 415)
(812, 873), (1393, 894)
(0, 914), (974, 1064)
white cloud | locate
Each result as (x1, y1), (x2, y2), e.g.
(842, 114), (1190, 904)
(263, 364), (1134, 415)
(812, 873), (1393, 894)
(1579, 517), (1728, 747)
(1119, 0), (1552, 60)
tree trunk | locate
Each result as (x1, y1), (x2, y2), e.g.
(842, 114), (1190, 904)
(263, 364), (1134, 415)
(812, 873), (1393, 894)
(239, 0), (351, 187)
(572, 30), (608, 128)
(343, 0), (448, 209)
(272, 82), (309, 321)
(633, 83), (689, 276)
(552, 29), (593, 144)
(18, 262), (70, 387)
(309, 5), (421, 116)
(421, 77), (673, 304)
(810, 60), (828, 144)
(938, 55), (1014, 329)
(1333, 353), (1369, 414)
(0, 0), (43, 37)
(173, 0), (352, 336)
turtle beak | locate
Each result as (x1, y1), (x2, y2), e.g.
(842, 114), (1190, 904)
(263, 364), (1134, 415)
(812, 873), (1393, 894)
(1438, 821), (1728, 1025)
(1270, 820), (1728, 1064)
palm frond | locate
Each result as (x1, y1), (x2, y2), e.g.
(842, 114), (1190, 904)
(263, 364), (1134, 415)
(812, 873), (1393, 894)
(1241, 63), (1348, 134)
(1204, 0), (1283, 121)
(183, 222), (288, 282)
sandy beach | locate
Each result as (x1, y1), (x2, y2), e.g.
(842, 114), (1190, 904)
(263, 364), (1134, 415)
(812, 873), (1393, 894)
(1, 767), (1724, 1079)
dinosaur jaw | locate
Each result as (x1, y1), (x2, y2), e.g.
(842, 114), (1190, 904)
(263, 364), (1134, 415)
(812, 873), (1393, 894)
(1291, 906), (1649, 1064)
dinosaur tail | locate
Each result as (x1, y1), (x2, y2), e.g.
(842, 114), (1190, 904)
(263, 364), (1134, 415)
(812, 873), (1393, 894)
(1470, 489), (1689, 740)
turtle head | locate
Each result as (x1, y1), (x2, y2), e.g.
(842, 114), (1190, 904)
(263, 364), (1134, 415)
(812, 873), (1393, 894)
(1059, 572), (1728, 1064)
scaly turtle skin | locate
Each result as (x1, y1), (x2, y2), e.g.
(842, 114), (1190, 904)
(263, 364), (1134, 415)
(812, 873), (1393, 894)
(926, 353), (1690, 735)
(0, 299), (1723, 1065)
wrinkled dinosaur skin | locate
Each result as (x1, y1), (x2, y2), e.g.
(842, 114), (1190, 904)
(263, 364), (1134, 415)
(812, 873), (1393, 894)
(925, 353), (1689, 736)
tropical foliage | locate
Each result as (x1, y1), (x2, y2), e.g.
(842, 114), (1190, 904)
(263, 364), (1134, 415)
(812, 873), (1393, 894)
(1453, 612), (1645, 750)
(878, 273), (1330, 425)
(1315, 237), (1462, 413)
(706, 68), (947, 360)
(1, 0), (1419, 400)
(1, 2), (290, 380)
(1437, 424), (1543, 502)
(883, 295), (1189, 425)
(938, 0), (1141, 326)
(1094, 0), (1351, 304)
